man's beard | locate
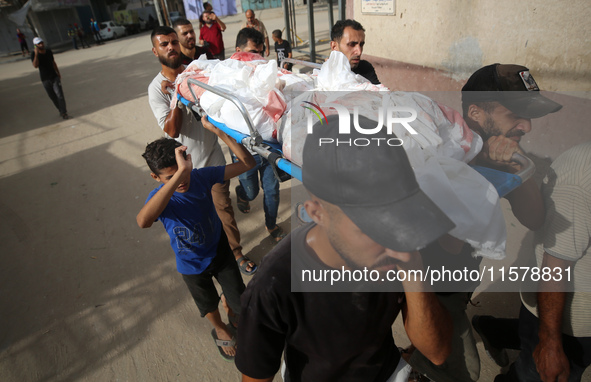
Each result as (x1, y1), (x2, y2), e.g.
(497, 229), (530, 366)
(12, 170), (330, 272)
(158, 52), (181, 69)
(482, 116), (525, 141)
(184, 39), (196, 49)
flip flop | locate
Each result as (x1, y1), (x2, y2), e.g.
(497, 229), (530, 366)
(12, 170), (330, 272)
(211, 327), (236, 362)
(267, 225), (287, 243)
(235, 186), (250, 213)
(236, 255), (257, 276)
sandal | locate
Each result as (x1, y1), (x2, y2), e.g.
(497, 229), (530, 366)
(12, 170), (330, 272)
(211, 326), (236, 362)
(235, 186), (250, 213)
(267, 225), (287, 243)
(236, 255), (257, 276)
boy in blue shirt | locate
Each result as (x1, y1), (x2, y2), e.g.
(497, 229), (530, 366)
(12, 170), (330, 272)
(137, 115), (256, 361)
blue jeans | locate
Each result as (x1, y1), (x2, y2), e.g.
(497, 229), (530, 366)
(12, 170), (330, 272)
(499, 304), (591, 382)
(233, 154), (280, 230)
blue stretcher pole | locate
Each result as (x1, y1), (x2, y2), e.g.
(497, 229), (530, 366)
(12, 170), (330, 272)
(208, 116), (304, 182)
(183, 80), (304, 182)
(278, 159), (302, 181)
(471, 153), (535, 197)
(207, 117), (249, 145)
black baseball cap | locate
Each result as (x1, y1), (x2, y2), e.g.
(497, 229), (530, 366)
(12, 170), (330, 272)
(462, 63), (562, 119)
(302, 114), (455, 252)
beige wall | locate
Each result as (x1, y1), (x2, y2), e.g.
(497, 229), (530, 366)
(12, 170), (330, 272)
(352, 0), (591, 92)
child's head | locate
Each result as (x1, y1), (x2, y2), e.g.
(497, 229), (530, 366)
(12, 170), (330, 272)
(142, 138), (192, 192)
(143, 138), (181, 174)
(272, 29), (282, 43)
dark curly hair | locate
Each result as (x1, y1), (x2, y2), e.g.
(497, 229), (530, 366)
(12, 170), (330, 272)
(142, 138), (182, 174)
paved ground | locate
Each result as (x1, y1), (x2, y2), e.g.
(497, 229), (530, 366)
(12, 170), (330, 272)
(1, 6), (588, 382)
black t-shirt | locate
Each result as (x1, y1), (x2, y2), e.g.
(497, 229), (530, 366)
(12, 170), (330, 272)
(180, 46), (213, 66)
(420, 240), (481, 294)
(235, 224), (403, 382)
(274, 39), (292, 69)
(31, 49), (57, 81)
(353, 59), (380, 85)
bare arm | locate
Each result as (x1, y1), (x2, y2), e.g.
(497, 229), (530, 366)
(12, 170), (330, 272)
(506, 177), (545, 230)
(32, 47), (39, 68)
(210, 14), (226, 31)
(136, 146), (192, 228)
(395, 251), (452, 365)
(163, 102), (184, 138)
(265, 37), (270, 56)
(477, 135), (545, 230)
(216, 17), (226, 31)
(53, 60), (61, 79)
(148, 79), (184, 138)
(201, 115), (256, 179)
(282, 50), (292, 69)
(533, 252), (572, 382)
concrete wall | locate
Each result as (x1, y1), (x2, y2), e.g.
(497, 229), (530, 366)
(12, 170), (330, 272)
(351, 0), (591, 93)
(0, 9), (34, 56)
(30, 8), (79, 47)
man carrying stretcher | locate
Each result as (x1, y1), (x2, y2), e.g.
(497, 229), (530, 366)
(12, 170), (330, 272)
(147, 26), (257, 276)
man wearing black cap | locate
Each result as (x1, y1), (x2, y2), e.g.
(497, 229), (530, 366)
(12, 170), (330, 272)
(235, 115), (453, 382)
(462, 63), (562, 230)
(462, 65), (562, 376)
(404, 64), (564, 382)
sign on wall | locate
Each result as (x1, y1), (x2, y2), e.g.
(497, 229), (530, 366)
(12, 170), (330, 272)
(361, 0), (395, 15)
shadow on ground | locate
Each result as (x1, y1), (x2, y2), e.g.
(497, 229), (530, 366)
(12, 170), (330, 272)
(0, 49), (155, 139)
(0, 141), (193, 381)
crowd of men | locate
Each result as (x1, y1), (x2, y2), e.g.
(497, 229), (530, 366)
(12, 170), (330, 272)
(135, 11), (589, 382)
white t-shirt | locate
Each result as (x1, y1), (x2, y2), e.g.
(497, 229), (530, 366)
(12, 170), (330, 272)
(148, 72), (226, 169)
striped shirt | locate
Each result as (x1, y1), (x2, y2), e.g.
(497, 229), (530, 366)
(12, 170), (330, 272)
(522, 141), (591, 337)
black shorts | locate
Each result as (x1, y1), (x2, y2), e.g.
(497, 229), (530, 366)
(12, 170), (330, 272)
(181, 231), (245, 322)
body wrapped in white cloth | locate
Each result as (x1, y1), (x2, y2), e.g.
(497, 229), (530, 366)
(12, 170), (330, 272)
(173, 50), (507, 260)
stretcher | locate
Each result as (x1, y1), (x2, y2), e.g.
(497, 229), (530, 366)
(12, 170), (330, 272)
(472, 153), (535, 197)
(176, 67), (534, 198)
(179, 77), (301, 182)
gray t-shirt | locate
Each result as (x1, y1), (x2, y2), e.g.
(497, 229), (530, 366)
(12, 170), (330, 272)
(148, 72), (226, 169)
